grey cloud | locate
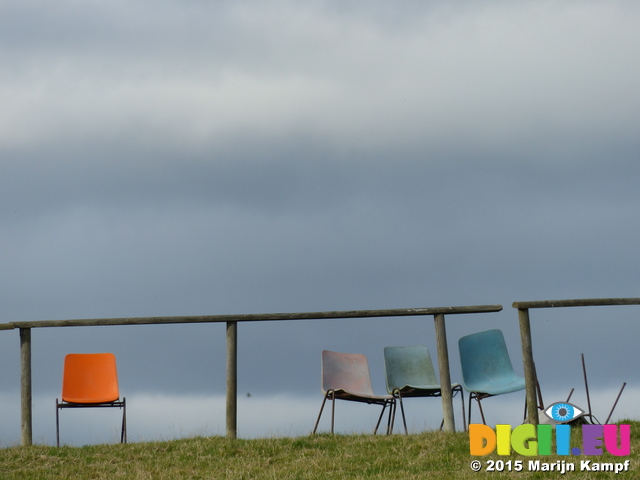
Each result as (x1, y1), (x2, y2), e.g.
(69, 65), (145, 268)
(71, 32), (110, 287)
(3, 1), (640, 155)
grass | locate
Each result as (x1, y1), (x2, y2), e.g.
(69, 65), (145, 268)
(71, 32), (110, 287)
(0, 421), (638, 479)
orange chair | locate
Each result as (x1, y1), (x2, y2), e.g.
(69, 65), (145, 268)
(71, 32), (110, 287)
(56, 353), (127, 446)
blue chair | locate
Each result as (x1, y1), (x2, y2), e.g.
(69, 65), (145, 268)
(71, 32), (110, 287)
(458, 329), (526, 425)
(384, 345), (465, 433)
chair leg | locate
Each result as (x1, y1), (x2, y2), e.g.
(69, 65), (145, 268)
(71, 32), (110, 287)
(387, 399), (396, 435)
(312, 391), (331, 434)
(393, 390), (408, 434)
(457, 387), (467, 432)
(383, 399), (395, 435)
(536, 379), (545, 412)
(330, 391), (336, 434)
(476, 396), (487, 425)
(56, 399), (60, 447)
(313, 392), (396, 435)
(399, 398), (408, 435)
(121, 397), (127, 444)
(373, 402), (388, 435)
(469, 392), (488, 425)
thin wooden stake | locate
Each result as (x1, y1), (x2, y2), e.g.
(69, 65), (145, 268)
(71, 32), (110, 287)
(20, 328), (33, 446)
(434, 313), (455, 432)
(518, 308), (539, 425)
(226, 321), (238, 439)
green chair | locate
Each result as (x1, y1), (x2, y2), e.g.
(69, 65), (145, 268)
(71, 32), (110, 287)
(458, 329), (526, 425)
(384, 345), (465, 433)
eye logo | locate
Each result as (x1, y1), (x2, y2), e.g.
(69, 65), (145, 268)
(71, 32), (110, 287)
(544, 402), (585, 423)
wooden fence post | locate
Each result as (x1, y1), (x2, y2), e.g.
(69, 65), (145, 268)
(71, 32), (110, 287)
(226, 321), (238, 439)
(434, 313), (455, 432)
(518, 308), (539, 425)
(20, 328), (33, 446)
(0, 304), (502, 443)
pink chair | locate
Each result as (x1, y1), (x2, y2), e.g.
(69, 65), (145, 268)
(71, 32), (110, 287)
(312, 350), (395, 434)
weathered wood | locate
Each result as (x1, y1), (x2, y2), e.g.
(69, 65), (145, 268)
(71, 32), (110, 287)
(517, 308), (539, 425)
(226, 321), (238, 439)
(512, 297), (640, 425)
(3, 305), (502, 330)
(3, 304), (503, 445)
(512, 298), (640, 310)
(434, 313), (455, 432)
(20, 328), (32, 446)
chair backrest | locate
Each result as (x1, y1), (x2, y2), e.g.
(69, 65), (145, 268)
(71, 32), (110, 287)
(383, 346), (438, 392)
(321, 350), (375, 397)
(458, 329), (517, 389)
(61, 353), (120, 404)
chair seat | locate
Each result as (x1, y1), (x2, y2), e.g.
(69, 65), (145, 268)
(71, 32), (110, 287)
(395, 382), (462, 396)
(60, 397), (120, 405)
(332, 388), (394, 402)
(397, 382), (462, 391)
(465, 375), (526, 396)
(58, 399), (125, 407)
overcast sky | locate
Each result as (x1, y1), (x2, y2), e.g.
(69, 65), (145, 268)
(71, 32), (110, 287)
(1, 0), (640, 445)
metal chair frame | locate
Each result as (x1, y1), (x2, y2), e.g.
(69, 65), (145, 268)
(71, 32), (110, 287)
(313, 389), (396, 435)
(564, 353), (627, 425)
(392, 384), (466, 433)
(468, 377), (544, 426)
(56, 398), (127, 447)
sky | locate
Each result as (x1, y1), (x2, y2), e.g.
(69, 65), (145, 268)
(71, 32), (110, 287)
(1, 0), (640, 446)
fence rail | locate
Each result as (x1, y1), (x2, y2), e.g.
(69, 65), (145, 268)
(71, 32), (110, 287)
(513, 297), (640, 425)
(513, 297), (640, 310)
(1, 304), (502, 445)
(1, 305), (501, 330)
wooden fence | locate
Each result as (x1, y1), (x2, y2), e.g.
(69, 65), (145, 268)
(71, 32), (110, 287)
(513, 297), (640, 425)
(0, 304), (502, 446)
